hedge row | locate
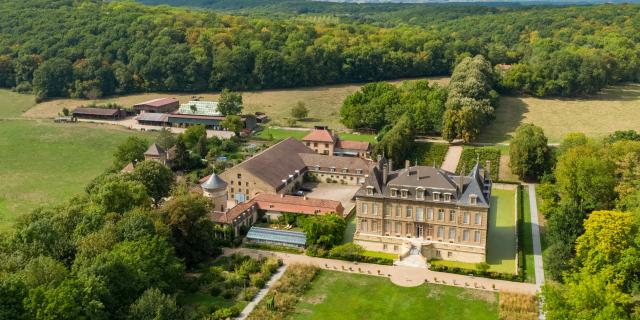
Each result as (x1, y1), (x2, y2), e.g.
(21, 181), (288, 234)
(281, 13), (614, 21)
(430, 264), (524, 282)
(410, 142), (450, 167)
(306, 244), (394, 266)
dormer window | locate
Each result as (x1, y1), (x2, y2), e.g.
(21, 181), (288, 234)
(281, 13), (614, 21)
(366, 186), (374, 196)
(342, 168), (348, 174)
(401, 189), (408, 198)
(416, 187), (424, 200)
(330, 167), (336, 172)
(391, 188), (398, 197)
(470, 194), (478, 205)
(315, 165), (320, 171)
(433, 192), (441, 201)
(356, 169), (363, 174)
(444, 193), (451, 202)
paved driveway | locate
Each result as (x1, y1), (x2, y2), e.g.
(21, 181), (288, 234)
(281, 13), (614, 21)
(303, 182), (360, 215)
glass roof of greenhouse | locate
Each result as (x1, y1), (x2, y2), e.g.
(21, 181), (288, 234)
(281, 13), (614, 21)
(246, 227), (307, 246)
(178, 100), (221, 116)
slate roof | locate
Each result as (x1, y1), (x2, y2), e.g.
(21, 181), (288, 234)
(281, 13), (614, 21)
(231, 138), (314, 190)
(72, 107), (121, 116)
(201, 173), (227, 190)
(136, 113), (169, 122)
(357, 160), (491, 208)
(144, 143), (165, 157)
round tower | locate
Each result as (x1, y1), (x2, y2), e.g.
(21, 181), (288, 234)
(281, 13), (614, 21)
(201, 173), (228, 212)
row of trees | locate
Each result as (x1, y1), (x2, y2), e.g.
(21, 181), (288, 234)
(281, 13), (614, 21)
(531, 130), (640, 318)
(3, 1), (636, 100)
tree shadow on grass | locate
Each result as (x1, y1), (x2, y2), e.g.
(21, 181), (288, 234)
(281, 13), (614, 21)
(477, 96), (529, 144)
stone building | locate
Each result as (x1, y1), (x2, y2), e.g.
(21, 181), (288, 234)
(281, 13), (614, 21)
(302, 126), (371, 158)
(354, 157), (492, 264)
(201, 173), (228, 212)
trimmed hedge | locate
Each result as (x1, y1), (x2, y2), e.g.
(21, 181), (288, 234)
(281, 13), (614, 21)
(430, 264), (524, 282)
(306, 243), (394, 266)
(456, 146), (500, 178)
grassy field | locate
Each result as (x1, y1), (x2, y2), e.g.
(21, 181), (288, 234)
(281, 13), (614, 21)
(0, 120), (150, 231)
(0, 89), (36, 118)
(480, 83), (640, 143)
(486, 189), (517, 274)
(25, 76), (451, 130)
(257, 127), (377, 143)
(290, 270), (498, 320)
(363, 250), (398, 260)
(520, 186), (535, 283)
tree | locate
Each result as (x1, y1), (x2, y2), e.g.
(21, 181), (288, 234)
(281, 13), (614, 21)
(195, 134), (208, 159)
(182, 125), (206, 150)
(374, 113), (415, 168)
(290, 101), (309, 120)
(24, 277), (108, 320)
(172, 136), (191, 171)
(130, 160), (175, 206)
(221, 115), (243, 136)
(114, 137), (148, 169)
(158, 194), (219, 266)
(155, 128), (176, 150)
(20, 256), (68, 289)
(509, 123), (551, 181)
(0, 274), (27, 320)
(32, 58), (73, 100)
(303, 213), (347, 249)
(218, 89), (243, 116)
(605, 130), (640, 143)
(89, 174), (150, 214)
(129, 288), (179, 320)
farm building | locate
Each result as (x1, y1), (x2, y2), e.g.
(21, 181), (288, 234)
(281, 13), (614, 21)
(136, 112), (169, 126)
(133, 98), (179, 114)
(72, 107), (126, 120)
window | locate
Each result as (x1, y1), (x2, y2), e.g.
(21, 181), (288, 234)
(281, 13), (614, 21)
(373, 204), (378, 216)
(416, 208), (424, 221)
(366, 186), (374, 196)
(391, 188), (398, 197)
(231, 188), (234, 193)
(361, 203), (368, 214)
(245, 182), (249, 186)
(385, 221), (390, 233)
(444, 193), (451, 202)
(475, 230), (481, 242)
(360, 219), (368, 232)
(447, 252), (453, 258)
(416, 188), (424, 200)
(463, 212), (470, 224)
(475, 213), (482, 225)
(356, 169), (363, 174)
(427, 208), (433, 220)
(395, 206), (401, 217)
(395, 222), (401, 234)
(371, 221), (378, 232)
(237, 181), (241, 186)
(383, 244), (388, 251)
(470, 194), (478, 205)
(436, 250), (441, 257)
(384, 204), (391, 217)
(437, 226), (444, 238)
(437, 209), (445, 221)
(342, 168), (348, 173)
(314, 142), (318, 147)
(449, 227), (456, 240)
(401, 189), (408, 198)
(433, 192), (440, 201)
(393, 245), (399, 252)
(325, 143), (329, 148)
(237, 173), (242, 179)
(463, 229), (469, 241)
(449, 210), (456, 223)
(406, 207), (412, 218)
(330, 167), (336, 172)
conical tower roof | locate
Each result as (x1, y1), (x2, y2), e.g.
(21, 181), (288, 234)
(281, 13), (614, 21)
(201, 173), (227, 190)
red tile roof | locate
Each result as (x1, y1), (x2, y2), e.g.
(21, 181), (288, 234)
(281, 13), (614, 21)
(302, 129), (336, 143)
(335, 140), (370, 151)
(252, 193), (344, 215)
(210, 201), (257, 224)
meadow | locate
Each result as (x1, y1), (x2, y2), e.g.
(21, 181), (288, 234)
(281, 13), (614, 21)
(290, 270), (499, 320)
(0, 119), (150, 231)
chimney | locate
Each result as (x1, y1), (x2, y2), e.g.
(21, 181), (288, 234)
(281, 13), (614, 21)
(405, 160), (410, 170)
(383, 162), (389, 185)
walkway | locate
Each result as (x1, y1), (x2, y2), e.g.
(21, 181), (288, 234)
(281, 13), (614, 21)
(224, 248), (537, 295)
(235, 264), (288, 320)
(441, 145), (463, 172)
(528, 184), (544, 288)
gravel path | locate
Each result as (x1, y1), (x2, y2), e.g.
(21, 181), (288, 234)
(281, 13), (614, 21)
(235, 265), (288, 320)
(441, 145), (463, 172)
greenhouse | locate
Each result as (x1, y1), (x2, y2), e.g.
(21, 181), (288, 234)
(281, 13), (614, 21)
(246, 227), (307, 248)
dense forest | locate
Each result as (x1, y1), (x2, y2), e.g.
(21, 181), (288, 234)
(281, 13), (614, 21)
(0, 0), (638, 100)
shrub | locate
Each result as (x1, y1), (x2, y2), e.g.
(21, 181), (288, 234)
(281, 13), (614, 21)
(207, 306), (241, 320)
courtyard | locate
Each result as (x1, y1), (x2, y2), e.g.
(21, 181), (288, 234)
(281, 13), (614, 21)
(290, 270), (499, 320)
(302, 182), (361, 214)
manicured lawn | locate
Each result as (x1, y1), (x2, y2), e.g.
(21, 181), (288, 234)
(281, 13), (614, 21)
(410, 142), (449, 167)
(363, 250), (398, 260)
(178, 293), (241, 309)
(520, 186), (536, 283)
(0, 120), (151, 231)
(0, 89), (36, 118)
(342, 214), (356, 244)
(429, 259), (478, 270)
(257, 127), (310, 140)
(337, 132), (377, 143)
(290, 270), (498, 320)
(486, 188), (517, 274)
(478, 84), (640, 143)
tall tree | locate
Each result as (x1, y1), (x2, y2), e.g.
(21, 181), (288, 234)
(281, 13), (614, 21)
(130, 160), (175, 207)
(509, 123), (551, 181)
(113, 137), (149, 169)
(218, 89), (243, 116)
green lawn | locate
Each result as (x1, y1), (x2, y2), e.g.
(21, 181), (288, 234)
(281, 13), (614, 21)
(0, 120), (151, 231)
(486, 189), (517, 274)
(257, 127), (310, 140)
(520, 186), (536, 283)
(337, 132), (377, 143)
(0, 89), (36, 118)
(290, 270), (498, 320)
(410, 142), (449, 167)
(363, 250), (398, 260)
